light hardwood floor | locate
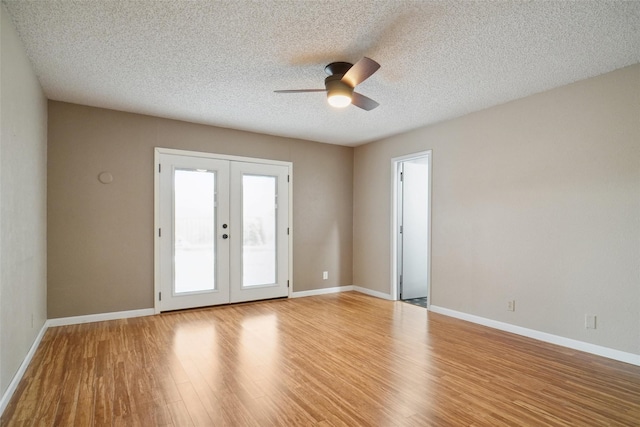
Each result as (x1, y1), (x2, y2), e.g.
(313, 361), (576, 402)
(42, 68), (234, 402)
(2, 292), (639, 426)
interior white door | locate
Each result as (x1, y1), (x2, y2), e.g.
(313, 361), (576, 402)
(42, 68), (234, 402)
(158, 152), (289, 311)
(399, 157), (429, 300)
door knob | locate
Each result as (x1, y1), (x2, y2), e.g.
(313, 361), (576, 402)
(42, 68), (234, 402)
(222, 224), (228, 229)
(222, 234), (229, 239)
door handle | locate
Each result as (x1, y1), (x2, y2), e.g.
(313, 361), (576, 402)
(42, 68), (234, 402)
(222, 234), (229, 239)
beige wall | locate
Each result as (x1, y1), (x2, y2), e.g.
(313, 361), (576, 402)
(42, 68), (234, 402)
(354, 64), (640, 355)
(0, 5), (48, 397)
(47, 102), (353, 318)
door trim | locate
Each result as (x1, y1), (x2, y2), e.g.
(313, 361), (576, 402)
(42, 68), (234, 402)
(390, 150), (432, 306)
(154, 147), (293, 314)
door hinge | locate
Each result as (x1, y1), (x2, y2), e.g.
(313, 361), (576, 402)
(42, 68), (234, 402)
(287, 175), (290, 182)
(399, 274), (403, 285)
(159, 292), (162, 301)
(400, 171), (403, 182)
(287, 280), (290, 288)
(400, 225), (403, 234)
(158, 228), (161, 237)
(158, 163), (161, 173)
(287, 227), (290, 235)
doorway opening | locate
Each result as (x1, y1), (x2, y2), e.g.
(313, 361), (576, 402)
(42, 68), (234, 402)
(391, 151), (432, 308)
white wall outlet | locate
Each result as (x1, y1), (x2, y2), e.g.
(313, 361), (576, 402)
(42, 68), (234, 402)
(507, 300), (516, 312)
(585, 314), (597, 329)
(322, 271), (328, 280)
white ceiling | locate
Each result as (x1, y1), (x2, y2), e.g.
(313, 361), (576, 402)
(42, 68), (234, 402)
(3, 1), (639, 147)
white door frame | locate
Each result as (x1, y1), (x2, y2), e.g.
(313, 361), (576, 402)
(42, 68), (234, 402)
(154, 147), (293, 314)
(390, 150), (432, 305)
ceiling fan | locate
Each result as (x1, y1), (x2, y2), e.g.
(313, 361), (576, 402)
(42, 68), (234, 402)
(275, 57), (381, 111)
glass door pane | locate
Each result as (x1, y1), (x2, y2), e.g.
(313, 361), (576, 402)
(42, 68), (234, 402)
(242, 174), (276, 287)
(174, 169), (216, 294)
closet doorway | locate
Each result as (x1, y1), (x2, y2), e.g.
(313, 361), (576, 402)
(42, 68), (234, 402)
(392, 151), (431, 307)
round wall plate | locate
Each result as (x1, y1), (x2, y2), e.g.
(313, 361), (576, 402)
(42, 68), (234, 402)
(98, 172), (114, 184)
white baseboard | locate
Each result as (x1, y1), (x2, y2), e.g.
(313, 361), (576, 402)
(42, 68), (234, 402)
(289, 285), (395, 301)
(0, 322), (48, 416)
(429, 305), (640, 366)
(353, 286), (394, 300)
(46, 308), (155, 327)
(290, 285), (354, 298)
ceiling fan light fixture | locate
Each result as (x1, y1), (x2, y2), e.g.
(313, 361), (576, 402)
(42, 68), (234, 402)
(327, 92), (352, 108)
(325, 76), (354, 108)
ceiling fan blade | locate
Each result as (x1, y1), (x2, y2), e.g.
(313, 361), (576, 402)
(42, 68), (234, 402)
(274, 89), (326, 93)
(351, 92), (380, 111)
(341, 57), (381, 87)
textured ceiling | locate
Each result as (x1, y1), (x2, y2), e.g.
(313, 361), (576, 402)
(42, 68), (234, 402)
(3, 1), (640, 146)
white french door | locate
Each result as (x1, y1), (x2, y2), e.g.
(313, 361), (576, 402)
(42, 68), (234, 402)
(156, 149), (290, 312)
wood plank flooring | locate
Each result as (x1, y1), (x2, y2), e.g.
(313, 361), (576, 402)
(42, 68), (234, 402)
(2, 292), (639, 426)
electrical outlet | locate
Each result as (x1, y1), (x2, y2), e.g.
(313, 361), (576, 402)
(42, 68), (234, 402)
(507, 300), (516, 312)
(585, 314), (597, 329)
(322, 271), (328, 280)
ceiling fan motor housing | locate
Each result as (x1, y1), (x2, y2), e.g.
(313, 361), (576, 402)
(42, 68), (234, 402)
(324, 62), (353, 76)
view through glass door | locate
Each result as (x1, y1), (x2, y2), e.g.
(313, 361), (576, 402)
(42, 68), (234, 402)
(156, 150), (290, 311)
